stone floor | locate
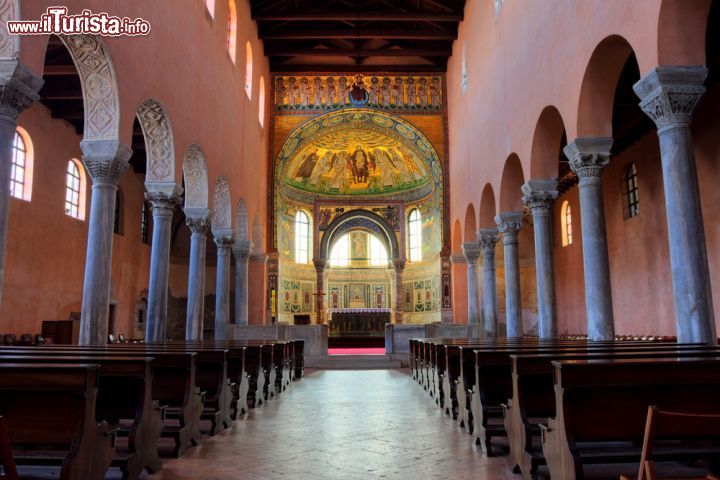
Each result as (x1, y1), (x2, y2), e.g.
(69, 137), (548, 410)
(141, 369), (520, 480)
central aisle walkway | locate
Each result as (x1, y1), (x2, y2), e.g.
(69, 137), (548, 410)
(143, 369), (519, 480)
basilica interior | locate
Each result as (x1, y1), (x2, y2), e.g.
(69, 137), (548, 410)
(2, 1), (720, 479)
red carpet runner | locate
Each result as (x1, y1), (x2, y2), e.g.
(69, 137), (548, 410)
(327, 347), (386, 355)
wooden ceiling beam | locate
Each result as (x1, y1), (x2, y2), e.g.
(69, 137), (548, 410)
(254, 12), (462, 21)
(42, 65), (79, 76)
(269, 63), (445, 73)
(267, 47), (451, 57)
(260, 29), (456, 40)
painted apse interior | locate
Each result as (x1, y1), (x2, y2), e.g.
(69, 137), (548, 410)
(271, 76), (449, 325)
(4, 0), (270, 338)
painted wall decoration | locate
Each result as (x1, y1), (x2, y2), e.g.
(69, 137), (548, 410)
(276, 109), (443, 201)
(328, 283), (389, 309)
(280, 280), (315, 314)
(274, 74), (443, 112)
(403, 277), (441, 313)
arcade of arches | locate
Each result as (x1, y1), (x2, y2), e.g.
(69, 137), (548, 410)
(2, 0), (720, 478)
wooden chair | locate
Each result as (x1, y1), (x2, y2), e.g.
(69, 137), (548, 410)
(0, 416), (18, 480)
(621, 406), (720, 480)
(2, 335), (15, 346)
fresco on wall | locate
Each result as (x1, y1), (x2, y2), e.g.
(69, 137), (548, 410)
(277, 109), (443, 199)
(328, 283), (389, 309)
(403, 277), (441, 313)
(281, 280), (314, 314)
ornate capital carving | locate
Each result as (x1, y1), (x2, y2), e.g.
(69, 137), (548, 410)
(145, 190), (180, 218)
(80, 140), (132, 186)
(233, 239), (254, 260)
(495, 211), (524, 245)
(634, 66), (707, 133)
(461, 242), (482, 265)
(477, 228), (500, 257)
(563, 137), (613, 185)
(214, 235), (234, 254)
(521, 179), (558, 217)
(186, 216), (209, 236)
(393, 259), (406, 273)
(0, 61), (42, 121)
(313, 257), (328, 273)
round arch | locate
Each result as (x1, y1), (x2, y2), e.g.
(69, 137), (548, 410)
(136, 98), (176, 187)
(182, 144), (209, 215)
(57, 34), (121, 142)
(319, 209), (400, 261)
(657, 0), (712, 66)
(577, 35), (636, 137)
(530, 106), (566, 179)
(499, 153), (526, 212)
(479, 183), (497, 229)
(463, 204), (477, 242)
(211, 176), (232, 237)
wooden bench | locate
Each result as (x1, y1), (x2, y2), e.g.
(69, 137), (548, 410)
(0, 363), (116, 480)
(541, 357), (720, 480)
(0, 354), (162, 480)
(505, 346), (719, 479)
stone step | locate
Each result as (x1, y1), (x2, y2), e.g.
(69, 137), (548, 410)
(309, 354), (404, 369)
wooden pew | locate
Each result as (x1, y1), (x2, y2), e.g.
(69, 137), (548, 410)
(506, 347), (719, 479)
(0, 416), (17, 480)
(0, 354), (162, 480)
(0, 363), (116, 480)
(541, 357), (720, 480)
(2, 346), (200, 457)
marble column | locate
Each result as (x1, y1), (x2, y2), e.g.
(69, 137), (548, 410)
(461, 242), (482, 326)
(521, 180), (559, 339)
(233, 240), (253, 326)
(564, 138), (615, 341)
(496, 212), (524, 338)
(79, 140), (132, 345)
(634, 66), (717, 344)
(478, 228), (500, 338)
(394, 259), (406, 324)
(185, 215), (209, 340)
(214, 236), (234, 340)
(313, 258), (328, 324)
(0, 62), (42, 308)
(144, 190), (179, 342)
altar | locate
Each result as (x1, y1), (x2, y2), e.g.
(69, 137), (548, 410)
(328, 308), (391, 346)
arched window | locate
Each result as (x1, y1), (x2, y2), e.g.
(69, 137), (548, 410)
(294, 210), (311, 264)
(258, 75), (265, 127)
(408, 208), (422, 262)
(141, 201), (150, 244)
(113, 189), (123, 235)
(11, 127), (33, 201)
(329, 234), (350, 267)
(245, 41), (253, 99)
(561, 200), (573, 247)
(64, 159), (86, 220)
(369, 234), (389, 267)
(625, 162), (639, 218)
(226, 0), (237, 62)
(205, 0), (215, 17)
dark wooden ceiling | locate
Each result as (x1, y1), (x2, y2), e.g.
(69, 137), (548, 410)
(249, 0), (466, 72)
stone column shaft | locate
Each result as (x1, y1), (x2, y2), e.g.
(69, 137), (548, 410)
(564, 138), (615, 341)
(478, 228), (500, 338)
(185, 216), (209, 340)
(145, 191), (179, 342)
(0, 62), (42, 309)
(634, 66), (717, 343)
(214, 236), (234, 340)
(313, 258), (328, 324)
(233, 240), (253, 326)
(461, 242), (482, 326)
(496, 212), (524, 338)
(522, 180), (559, 339)
(394, 260), (406, 324)
(79, 140), (132, 345)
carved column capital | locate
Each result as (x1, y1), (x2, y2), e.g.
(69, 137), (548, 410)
(563, 137), (613, 185)
(522, 179), (558, 217)
(214, 235), (234, 254)
(313, 258), (328, 272)
(80, 140), (133, 186)
(186, 216), (209, 236)
(233, 239), (254, 260)
(393, 259), (406, 272)
(477, 228), (500, 258)
(495, 211), (524, 245)
(634, 66), (707, 133)
(145, 191), (180, 218)
(461, 242), (482, 265)
(0, 61), (42, 121)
